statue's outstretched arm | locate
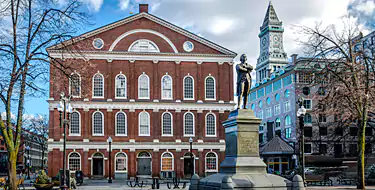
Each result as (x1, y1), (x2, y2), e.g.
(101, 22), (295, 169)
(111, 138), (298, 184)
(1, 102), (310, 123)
(238, 64), (248, 71)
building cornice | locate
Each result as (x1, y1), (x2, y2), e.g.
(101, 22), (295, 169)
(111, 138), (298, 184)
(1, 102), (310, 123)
(48, 100), (235, 112)
(48, 50), (234, 64)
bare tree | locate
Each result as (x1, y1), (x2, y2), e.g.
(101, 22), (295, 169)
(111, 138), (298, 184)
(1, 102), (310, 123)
(296, 18), (375, 189)
(0, 0), (92, 189)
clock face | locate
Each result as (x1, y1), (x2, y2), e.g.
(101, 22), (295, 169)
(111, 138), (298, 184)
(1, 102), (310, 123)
(183, 41), (194, 52)
(273, 35), (279, 42)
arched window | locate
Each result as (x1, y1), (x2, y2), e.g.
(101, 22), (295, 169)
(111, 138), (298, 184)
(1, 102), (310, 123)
(70, 72), (81, 98)
(161, 152), (174, 171)
(139, 111), (150, 136)
(68, 152), (81, 172)
(184, 112), (194, 136)
(92, 111), (104, 136)
(285, 115), (291, 126)
(162, 112), (173, 136)
(128, 39), (160, 52)
(275, 93), (280, 101)
(115, 73), (127, 98)
(115, 152), (127, 172)
(206, 113), (216, 137)
(92, 72), (104, 98)
(205, 152), (218, 172)
(138, 73), (150, 99)
(205, 76), (215, 100)
(183, 75), (194, 100)
(161, 75), (172, 99)
(275, 118), (281, 128)
(116, 112), (127, 136)
(284, 89), (290, 98)
(304, 113), (312, 124)
(70, 111), (80, 136)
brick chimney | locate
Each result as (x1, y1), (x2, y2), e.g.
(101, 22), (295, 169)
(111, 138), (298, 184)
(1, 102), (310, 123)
(291, 54), (298, 64)
(139, 4), (149, 13)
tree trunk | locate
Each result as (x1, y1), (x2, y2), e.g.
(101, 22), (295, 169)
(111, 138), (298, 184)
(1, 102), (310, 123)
(357, 120), (366, 189)
(7, 151), (18, 190)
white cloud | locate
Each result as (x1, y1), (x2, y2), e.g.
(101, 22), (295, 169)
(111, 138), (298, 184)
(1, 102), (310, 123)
(119, 0), (131, 10)
(85, 0), (104, 12)
(209, 17), (237, 36)
(355, 0), (375, 15)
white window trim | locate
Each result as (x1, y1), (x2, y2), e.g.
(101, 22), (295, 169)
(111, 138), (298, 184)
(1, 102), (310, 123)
(266, 108), (272, 118)
(274, 104), (280, 115)
(160, 151), (174, 171)
(115, 73), (127, 99)
(161, 112), (173, 137)
(304, 99), (313, 110)
(92, 72), (104, 99)
(205, 112), (217, 137)
(128, 39), (160, 52)
(204, 75), (216, 101)
(139, 111), (150, 136)
(183, 112), (195, 137)
(115, 111), (127, 136)
(138, 73), (150, 100)
(93, 38), (104, 49)
(285, 127), (292, 139)
(183, 75), (195, 101)
(284, 115), (291, 127)
(275, 118), (281, 129)
(304, 113), (313, 126)
(161, 74), (173, 100)
(205, 151), (218, 172)
(68, 152), (81, 173)
(69, 72), (81, 98)
(284, 101), (290, 112)
(114, 152), (128, 173)
(69, 111), (81, 136)
(91, 152), (105, 176)
(92, 111), (104, 136)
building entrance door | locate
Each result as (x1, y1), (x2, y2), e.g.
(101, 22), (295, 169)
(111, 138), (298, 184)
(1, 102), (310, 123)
(137, 152), (152, 176)
(92, 153), (104, 176)
(183, 152), (195, 178)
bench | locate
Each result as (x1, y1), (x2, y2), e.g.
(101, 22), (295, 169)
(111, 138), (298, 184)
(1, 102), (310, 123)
(337, 175), (357, 185)
(305, 175), (332, 186)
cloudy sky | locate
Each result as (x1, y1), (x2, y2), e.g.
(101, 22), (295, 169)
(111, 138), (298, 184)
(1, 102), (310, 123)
(23, 0), (375, 115)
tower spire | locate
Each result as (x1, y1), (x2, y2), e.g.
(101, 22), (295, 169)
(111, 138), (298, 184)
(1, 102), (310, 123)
(261, 1), (281, 30)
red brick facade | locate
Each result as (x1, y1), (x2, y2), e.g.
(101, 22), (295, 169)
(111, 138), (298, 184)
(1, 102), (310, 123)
(47, 4), (235, 179)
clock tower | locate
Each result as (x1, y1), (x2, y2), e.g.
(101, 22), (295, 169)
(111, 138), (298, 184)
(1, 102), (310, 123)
(256, 1), (288, 84)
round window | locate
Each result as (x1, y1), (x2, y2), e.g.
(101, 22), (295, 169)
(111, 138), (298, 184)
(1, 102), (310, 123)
(93, 38), (104, 49)
(285, 89), (290, 98)
(302, 87), (310, 95)
(258, 100), (263, 108)
(275, 93), (280, 101)
(266, 97), (271, 105)
(183, 41), (194, 52)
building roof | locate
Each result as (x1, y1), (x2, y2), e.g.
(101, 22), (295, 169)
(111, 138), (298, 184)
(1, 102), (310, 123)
(261, 1), (282, 30)
(260, 136), (294, 155)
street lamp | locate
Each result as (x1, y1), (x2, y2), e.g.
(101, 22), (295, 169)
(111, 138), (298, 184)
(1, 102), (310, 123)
(189, 137), (194, 178)
(57, 92), (72, 190)
(296, 97), (306, 183)
(25, 145), (30, 179)
(107, 136), (113, 183)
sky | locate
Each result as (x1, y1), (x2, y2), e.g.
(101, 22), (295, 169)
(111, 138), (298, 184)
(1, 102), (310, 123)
(22, 0), (375, 116)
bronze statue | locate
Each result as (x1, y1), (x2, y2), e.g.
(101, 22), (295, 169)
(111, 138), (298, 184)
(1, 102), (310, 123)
(236, 54), (253, 109)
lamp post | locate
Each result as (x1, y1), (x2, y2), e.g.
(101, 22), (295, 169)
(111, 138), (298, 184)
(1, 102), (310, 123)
(296, 97), (306, 183)
(107, 136), (113, 183)
(25, 145), (30, 179)
(189, 137), (193, 178)
(57, 92), (72, 190)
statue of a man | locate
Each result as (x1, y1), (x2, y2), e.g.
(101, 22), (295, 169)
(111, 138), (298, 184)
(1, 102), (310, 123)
(236, 54), (253, 109)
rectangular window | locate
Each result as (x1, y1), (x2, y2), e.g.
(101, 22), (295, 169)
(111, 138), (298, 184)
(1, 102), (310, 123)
(319, 127), (328, 136)
(266, 84), (272, 94)
(303, 100), (312, 109)
(266, 108), (272, 118)
(274, 104), (280, 115)
(299, 72), (313, 84)
(319, 144), (327, 154)
(273, 80), (282, 91)
(257, 111), (263, 119)
(349, 144), (357, 156)
(283, 75), (292, 86)
(366, 127), (373, 136)
(259, 125), (264, 131)
(284, 101), (291, 112)
(304, 144), (312, 154)
(335, 127), (343, 136)
(276, 129), (282, 137)
(259, 134), (264, 144)
(366, 143), (372, 154)
(257, 88), (265, 98)
(318, 114), (327, 123)
(304, 127), (313, 137)
(285, 128), (291, 139)
(350, 127), (358, 136)
(250, 91), (257, 101)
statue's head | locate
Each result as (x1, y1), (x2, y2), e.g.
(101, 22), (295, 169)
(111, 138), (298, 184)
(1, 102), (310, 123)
(240, 54), (247, 63)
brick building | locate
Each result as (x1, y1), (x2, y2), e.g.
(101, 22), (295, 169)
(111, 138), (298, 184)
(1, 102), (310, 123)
(47, 4), (236, 179)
